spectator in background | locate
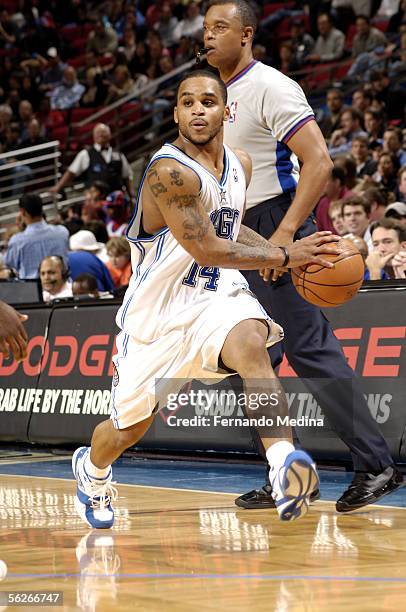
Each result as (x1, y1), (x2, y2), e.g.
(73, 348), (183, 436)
(5, 194), (69, 279)
(87, 17), (118, 56)
(18, 100), (34, 141)
(276, 41), (300, 74)
(20, 118), (46, 148)
(369, 70), (406, 122)
(80, 67), (107, 107)
(342, 195), (373, 250)
(385, 201), (406, 227)
(329, 108), (367, 157)
(383, 128), (406, 166)
(154, 2), (179, 48)
(106, 236), (131, 288)
(174, 1), (204, 42)
(396, 166), (406, 202)
(50, 123), (133, 203)
(68, 230), (114, 292)
(50, 66), (85, 110)
(104, 190), (129, 237)
(0, 104), (12, 147)
(316, 167), (350, 231)
(318, 89), (346, 139)
(40, 255), (73, 302)
(290, 17), (314, 66)
(72, 273), (100, 298)
(363, 187), (389, 221)
(118, 27), (137, 63)
(351, 135), (376, 177)
(372, 152), (399, 193)
(63, 203), (84, 236)
(306, 13), (345, 63)
(352, 15), (387, 57)
(329, 199), (348, 235)
(104, 65), (136, 105)
(366, 218), (406, 279)
(364, 108), (384, 142)
(352, 88), (373, 113)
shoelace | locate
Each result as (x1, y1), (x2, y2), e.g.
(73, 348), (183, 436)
(87, 480), (118, 510)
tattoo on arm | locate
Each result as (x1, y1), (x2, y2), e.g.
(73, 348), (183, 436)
(227, 240), (269, 263)
(237, 224), (272, 249)
(147, 165), (168, 198)
(182, 203), (210, 241)
(170, 169), (183, 186)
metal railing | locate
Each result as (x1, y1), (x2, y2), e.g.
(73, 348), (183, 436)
(0, 140), (62, 242)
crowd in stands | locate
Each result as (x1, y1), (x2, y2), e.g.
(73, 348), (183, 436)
(0, 0), (405, 294)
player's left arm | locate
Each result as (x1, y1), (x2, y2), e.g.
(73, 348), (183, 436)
(275, 120), (333, 240)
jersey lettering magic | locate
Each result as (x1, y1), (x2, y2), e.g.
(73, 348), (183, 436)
(116, 143), (250, 342)
(223, 61), (315, 209)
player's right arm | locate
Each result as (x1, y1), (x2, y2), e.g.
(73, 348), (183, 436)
(145, 159), (340, 270)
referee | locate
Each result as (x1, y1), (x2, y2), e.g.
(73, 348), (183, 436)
(204, 0), (403, 512)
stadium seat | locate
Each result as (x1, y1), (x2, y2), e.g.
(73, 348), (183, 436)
(67, 54), (88, 69)
(71, 108), (97, 123)
(60, 25), (83, 42)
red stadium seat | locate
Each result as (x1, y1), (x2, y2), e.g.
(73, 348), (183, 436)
(60, 25), (83, 42)
(333, 58), (353, 81)
(373, 20), (389, 32)
(49, 125), (69, 150)
(346, 25), (357, 48)
(72, 122), (98, 146)
(70, 37), (88, 53)
(121, 102), (142, 124)
(71, 108), (97, 123)
(67, 54), (88, 69)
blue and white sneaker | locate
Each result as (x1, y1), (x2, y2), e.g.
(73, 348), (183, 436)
(269, 450), (319, 521)
(72, 447), (117, 529)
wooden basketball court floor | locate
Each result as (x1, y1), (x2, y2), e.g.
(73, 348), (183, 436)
(1, 454), (406, 611)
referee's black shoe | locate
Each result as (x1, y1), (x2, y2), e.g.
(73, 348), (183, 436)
(335, 466), (404, 513)
(235, 484), (320, 509)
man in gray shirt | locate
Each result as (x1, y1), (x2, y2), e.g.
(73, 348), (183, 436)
(307, 13), (345, 63)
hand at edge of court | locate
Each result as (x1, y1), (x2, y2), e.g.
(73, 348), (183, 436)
(0, 301), (28, 362)
(391, 250), (406, 279)
(365, 251), (394, 279)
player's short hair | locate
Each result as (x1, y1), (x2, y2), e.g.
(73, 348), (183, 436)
(19, 193), (43, 217)
(371, 217), (406, 243)
(176, 70), (227, 105)
(207, 0), (258, 34)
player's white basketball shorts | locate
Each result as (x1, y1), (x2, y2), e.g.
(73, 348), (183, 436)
(110, 289), (284, 429)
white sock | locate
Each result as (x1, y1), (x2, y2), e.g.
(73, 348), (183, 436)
(84, 450), (111, 480)
(266, 441), (295, 470)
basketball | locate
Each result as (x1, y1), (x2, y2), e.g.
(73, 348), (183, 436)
(291, 238), (365, 308)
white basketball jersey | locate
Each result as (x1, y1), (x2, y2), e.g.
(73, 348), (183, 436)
(116, 143), (253, 342)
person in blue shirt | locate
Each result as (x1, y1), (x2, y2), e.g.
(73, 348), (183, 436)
(68, 230), (114, 293)
(5, 194), (69, 279)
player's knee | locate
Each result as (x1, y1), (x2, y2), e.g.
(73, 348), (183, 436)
(232, 331), (269, 373)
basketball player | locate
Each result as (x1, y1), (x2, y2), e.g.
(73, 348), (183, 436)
(72, 70), (341, 528)
(203, 0), (403, 512)
(0, 300), (28, 361)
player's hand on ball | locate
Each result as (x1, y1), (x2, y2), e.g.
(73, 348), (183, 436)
(288, 231), (341, 269)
